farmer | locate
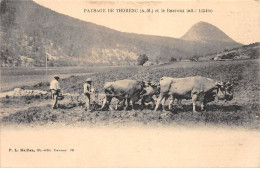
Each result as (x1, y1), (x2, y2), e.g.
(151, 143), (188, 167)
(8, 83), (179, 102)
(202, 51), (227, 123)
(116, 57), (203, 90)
(83, 78), (94, 111)
(50, 76), (61, 109)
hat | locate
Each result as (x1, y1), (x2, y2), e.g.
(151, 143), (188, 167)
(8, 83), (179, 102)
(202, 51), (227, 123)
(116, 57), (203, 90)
(86, 78), (92, 82)
(54, 76), (60, 79)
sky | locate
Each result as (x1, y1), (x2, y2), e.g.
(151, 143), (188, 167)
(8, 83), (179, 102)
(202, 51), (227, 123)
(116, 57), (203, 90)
(33, 0), (260, 44)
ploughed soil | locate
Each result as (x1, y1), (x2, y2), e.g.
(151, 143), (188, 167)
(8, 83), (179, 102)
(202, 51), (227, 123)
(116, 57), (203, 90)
(1, 59), (259, 129)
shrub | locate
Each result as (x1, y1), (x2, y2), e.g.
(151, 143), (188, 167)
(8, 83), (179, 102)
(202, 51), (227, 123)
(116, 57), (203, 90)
(249, 49), (259, 59)
(221, 52), (238, 59)
(169, 57), (177, 62)
(137, 54), (148, 66)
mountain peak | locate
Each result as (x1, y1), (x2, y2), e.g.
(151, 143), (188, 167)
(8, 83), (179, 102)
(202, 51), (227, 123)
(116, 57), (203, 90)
(181, 21), (238, 43)
(1, 1), (242, 66)
(194, 21), (213, 25)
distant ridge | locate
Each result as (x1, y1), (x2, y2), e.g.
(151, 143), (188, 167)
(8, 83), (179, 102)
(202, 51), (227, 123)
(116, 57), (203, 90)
(0, 0), (242, 66)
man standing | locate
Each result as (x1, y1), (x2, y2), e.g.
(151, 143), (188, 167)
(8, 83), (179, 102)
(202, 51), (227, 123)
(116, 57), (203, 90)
(50, 76), (61, 109)
(83, 78), (93, 111)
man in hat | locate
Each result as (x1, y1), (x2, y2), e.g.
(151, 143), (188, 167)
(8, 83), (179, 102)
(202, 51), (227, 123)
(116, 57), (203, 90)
(50, 76), (61, 109)
(83, 78), (93, 111)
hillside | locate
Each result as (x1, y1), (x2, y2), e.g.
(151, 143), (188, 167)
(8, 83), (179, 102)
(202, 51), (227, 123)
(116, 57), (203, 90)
(199, 42), (260, 61)
(0, 0), (242, 67)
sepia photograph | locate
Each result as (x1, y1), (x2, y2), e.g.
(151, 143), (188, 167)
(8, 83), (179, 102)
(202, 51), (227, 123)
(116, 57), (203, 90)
(0, 0), (260, 168)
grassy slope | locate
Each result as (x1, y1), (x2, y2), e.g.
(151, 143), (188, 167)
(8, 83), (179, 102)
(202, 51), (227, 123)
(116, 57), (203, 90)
(201, 42), (260, 60)
(1, 59), (259, 128)
(1, 0), (241, 67)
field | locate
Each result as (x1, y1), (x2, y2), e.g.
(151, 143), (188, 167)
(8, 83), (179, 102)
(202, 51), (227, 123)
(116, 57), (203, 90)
(1, 59), (259, 129)
(0, 65), (134, 92)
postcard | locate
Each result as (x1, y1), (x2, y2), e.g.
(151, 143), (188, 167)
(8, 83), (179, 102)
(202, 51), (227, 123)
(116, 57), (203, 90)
(0, 0), (259, 168)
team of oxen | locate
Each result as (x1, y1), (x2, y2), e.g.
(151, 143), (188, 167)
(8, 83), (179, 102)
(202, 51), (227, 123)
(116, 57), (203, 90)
(99, 76), (233, 112)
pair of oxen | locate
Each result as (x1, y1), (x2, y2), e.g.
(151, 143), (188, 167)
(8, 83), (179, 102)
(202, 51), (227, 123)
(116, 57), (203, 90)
(100, 76), (233, 112)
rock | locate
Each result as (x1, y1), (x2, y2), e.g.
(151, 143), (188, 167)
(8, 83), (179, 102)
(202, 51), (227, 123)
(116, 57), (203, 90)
(14, 88), (22, 92)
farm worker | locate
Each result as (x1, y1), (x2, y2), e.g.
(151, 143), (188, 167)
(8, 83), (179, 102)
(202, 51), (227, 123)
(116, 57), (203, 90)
(83, 78), (94, 111)
(50, 76), (61, 109)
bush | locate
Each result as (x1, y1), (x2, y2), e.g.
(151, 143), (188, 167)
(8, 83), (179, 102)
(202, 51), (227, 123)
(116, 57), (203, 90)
(249, 49), (259, 59)
(221, 52), (238, 59)
(137, 54), (148, 66)
(169, 57), (177, 62)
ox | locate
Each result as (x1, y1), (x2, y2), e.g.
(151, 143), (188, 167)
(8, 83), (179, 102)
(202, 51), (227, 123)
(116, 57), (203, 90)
(100, 79), (145, 110)
(154, 76), (233, 112)
(140, 81), (160, 109)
